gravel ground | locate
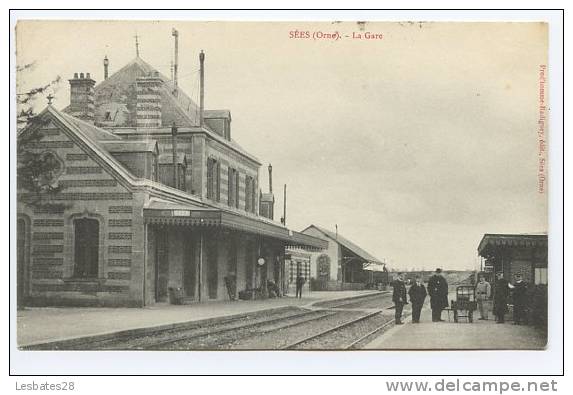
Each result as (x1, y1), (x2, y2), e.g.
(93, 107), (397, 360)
(155, 309), (337, 350)
(291, 313), (393, 349)
(66, 306), (308, 350)
(221, 311), (367, 350)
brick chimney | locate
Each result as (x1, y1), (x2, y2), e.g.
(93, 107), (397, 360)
(136, 71), (162, 128)
(69, 72), (96, 122)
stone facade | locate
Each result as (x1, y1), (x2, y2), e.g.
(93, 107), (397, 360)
(17, 55), (326, 308)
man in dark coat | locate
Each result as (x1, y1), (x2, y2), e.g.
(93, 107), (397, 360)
(428, 268), (449, 322)
(392, 273), (408, 324)
(295, 273), (305, 299)
(408, 276), (427, 323)
(512, 273), (528, 325)
(493, 272), (511, 323)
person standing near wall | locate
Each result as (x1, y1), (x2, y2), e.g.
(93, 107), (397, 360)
(475, 275), (492, 320)
(428, 268), (449, 322)
(295, 272), (305, 299)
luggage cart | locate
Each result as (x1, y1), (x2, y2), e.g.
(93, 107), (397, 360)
(450, 285), (477, 323)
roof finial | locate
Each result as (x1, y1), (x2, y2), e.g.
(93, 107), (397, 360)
(47, 93), (55, 105)
(134, 33), (140, 57)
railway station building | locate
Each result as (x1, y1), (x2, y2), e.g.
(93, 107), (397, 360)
(16, 52), (326, 308)
(299, 225), (385, 291)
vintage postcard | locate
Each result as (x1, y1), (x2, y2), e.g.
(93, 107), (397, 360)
(15, 20), (549, 354)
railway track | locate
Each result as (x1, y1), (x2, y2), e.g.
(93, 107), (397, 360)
(282, 310), (385, 349)
(145, 309), (340, 350)
(25, 291), (401, 350)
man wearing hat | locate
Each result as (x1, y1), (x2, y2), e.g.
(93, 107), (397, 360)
(428, 268), (449, 322)
(512, 273), (528, 325)
(475, 275), (492, 320)
(392, 273), (408, 324)
(493, 272), (512, 323)
(408, 275), (427, 323)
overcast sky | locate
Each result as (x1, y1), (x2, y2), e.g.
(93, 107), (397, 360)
(16, 21), (548, 270)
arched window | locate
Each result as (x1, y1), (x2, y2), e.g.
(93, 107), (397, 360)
(73, 218), (99, 278)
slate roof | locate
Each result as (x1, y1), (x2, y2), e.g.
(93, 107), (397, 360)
(87, 56), (260, 165)
(302, 225), (382, 264)
(102, 140), (158, 153)
(60, 111), (122, 141)
(90, 56), (200, 127)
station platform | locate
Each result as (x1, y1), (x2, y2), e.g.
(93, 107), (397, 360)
(16, 290), (379, 347)
(365, 300), (547, 350)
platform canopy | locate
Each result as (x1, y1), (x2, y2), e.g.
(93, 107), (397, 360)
(477, 233), (548, 256)
(143, 200), (327, 251)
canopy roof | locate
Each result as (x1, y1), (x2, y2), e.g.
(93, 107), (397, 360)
(477, 233), (548, 255)
(144, 200), (328, 250)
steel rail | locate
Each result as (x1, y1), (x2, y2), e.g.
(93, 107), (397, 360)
(281, 310), (383, 349)
(344, 317), (396, 349)
(143, 295), (391, 350)
(141, 309), (337, 350)
(345, 311), (414, 349)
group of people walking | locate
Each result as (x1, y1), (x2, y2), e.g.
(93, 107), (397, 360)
(392, 268), (529, 325)
(392, 268), (449, 324)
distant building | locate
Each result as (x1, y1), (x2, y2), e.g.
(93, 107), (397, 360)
(16, 50), (326, 307)
(284, 249), (311, 295)
(300, 225), (384, 291)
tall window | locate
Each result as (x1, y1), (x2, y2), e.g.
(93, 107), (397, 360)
(245, 176), (252, 212)
(228, 167), (238, 207)
(216, 162), (221, 201)
(244, 175), (257, 213)
(207, 158), (220, 201)
(234, 170), (240, 208)
(73, 218), (99, 278)
(207, 159), (214, 199)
